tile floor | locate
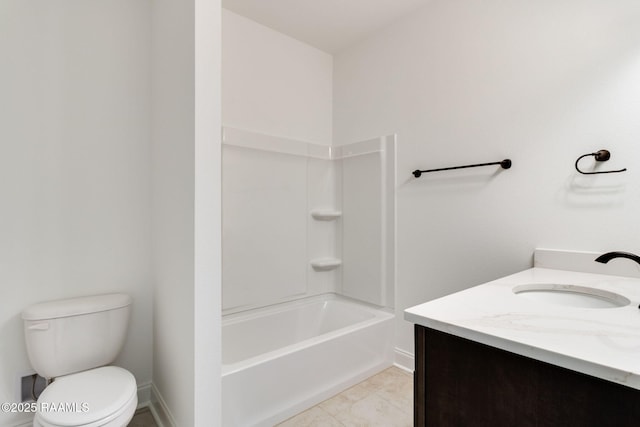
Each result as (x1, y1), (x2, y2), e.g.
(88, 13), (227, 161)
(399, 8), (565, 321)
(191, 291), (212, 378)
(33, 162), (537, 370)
(277, 367), (413, 427)
(127, 366), (413, 427)
(128, 407), (157, 427)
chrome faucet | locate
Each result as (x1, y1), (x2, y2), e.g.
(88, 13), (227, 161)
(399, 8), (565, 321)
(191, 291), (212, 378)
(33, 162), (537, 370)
(595, 251), (640, 266)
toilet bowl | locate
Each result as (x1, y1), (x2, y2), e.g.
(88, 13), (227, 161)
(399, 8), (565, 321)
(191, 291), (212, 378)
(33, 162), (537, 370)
(33, 367), (137, 427)
(22, 294), (138, 427)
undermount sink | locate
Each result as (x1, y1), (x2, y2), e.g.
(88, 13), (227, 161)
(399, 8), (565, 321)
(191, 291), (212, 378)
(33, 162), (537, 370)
(513, 284), (630, 309)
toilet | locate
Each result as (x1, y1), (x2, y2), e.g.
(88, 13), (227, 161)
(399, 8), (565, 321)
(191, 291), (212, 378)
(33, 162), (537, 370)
(22, 294), (137, 427)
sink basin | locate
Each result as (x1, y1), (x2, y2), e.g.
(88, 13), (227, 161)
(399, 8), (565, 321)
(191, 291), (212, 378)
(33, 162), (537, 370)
(513, 284), (630, 309)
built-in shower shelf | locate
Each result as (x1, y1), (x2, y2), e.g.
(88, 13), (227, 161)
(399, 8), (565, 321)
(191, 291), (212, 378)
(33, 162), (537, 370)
(310, 210), (342, 221)
(310, 258), (342, 271)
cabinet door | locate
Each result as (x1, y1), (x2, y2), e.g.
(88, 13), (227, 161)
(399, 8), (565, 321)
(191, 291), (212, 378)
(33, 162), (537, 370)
(414, 325), (640, 427)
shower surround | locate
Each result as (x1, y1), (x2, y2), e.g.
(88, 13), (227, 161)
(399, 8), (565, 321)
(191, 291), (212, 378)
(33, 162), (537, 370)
(222, 127), (396, 425)
(222, 127), (395, 312)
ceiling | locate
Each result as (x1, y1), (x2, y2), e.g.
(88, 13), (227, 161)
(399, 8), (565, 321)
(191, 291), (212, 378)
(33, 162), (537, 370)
(222, 0), (429, 53)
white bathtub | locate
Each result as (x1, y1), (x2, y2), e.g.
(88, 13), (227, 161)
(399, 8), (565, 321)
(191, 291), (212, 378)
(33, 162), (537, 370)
(221, 294), (395, 426)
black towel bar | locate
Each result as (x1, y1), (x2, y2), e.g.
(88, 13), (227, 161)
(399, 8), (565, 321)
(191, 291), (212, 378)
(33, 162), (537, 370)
(412, 159), (512, 178)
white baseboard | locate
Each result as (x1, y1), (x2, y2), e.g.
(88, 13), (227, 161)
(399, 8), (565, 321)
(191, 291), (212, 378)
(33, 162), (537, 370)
(394, 347), (414, 373)
(148, 382), (177, 427)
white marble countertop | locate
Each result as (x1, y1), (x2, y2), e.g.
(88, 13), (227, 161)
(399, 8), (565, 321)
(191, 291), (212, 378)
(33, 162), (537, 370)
(405, 267), (640, 390)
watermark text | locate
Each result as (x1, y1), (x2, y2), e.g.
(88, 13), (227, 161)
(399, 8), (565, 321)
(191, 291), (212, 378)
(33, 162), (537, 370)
(1, 402), (89, 413)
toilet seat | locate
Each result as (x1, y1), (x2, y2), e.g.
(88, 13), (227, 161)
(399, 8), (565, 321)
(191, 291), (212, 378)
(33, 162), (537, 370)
(34, 366), (137, 427)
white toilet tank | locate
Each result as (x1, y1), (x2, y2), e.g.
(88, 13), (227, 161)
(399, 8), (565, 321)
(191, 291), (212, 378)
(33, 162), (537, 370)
(22, 294), (132, 379)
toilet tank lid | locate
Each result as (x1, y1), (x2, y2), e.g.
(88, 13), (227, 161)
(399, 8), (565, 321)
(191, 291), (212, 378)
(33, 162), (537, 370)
(22, 294), (132, 321)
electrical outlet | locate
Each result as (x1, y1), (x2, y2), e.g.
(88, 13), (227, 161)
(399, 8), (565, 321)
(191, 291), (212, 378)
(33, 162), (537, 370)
(20, 373), (47, 402)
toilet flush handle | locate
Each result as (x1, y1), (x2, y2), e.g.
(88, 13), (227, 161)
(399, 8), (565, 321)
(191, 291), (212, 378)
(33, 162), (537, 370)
(27, 322), (49, 331)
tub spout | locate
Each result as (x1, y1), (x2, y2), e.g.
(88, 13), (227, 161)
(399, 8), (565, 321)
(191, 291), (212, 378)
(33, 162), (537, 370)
(595, 251), (640, 266)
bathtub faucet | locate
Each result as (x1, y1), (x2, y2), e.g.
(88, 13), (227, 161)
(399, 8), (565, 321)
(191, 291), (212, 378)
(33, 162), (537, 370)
(594, 251), (640, 266)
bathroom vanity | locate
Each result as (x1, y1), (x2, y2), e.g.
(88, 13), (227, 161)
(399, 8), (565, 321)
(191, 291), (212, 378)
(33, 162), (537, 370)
(405, 251), (640, 427)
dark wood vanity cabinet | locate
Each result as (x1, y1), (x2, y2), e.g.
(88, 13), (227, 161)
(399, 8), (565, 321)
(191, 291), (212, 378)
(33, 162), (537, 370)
(414, 325), (640, 427)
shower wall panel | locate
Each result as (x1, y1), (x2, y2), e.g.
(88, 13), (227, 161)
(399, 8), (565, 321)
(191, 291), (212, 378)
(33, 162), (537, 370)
(222, 128), (395, 313)
(223, 144), (308, 311)
(222, 128), (337, 313)
(340, 136), (396, 307)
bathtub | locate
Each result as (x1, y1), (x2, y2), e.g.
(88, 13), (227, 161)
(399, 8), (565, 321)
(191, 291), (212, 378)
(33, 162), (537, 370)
(221, 294), (395, 426)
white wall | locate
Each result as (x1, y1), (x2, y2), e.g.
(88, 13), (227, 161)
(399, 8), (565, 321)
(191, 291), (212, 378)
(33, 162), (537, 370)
(0, 2), (153, 425)
(222, 9), (333, 145)
(151, 0), (221, 425)
(333, 0), (640, 359)
(0, 2), (221, 426)
(151, 0), (195, 422)
(193, 0), (222, 425)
